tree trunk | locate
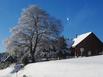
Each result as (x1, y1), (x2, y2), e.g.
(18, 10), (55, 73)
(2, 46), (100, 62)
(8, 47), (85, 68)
(30, 51), (35, 62)
(30, 34), (39, 62)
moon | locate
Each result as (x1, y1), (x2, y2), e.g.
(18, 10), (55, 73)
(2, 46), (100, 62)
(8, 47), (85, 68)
(66, 17), (70, 23)
(67, 18), (69, 21)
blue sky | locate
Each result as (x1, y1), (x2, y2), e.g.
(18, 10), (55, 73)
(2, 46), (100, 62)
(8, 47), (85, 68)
(0, 0), (103, 52)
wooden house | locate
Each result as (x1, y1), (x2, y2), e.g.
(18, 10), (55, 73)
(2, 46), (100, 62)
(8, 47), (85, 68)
(70, 32), (103, 57)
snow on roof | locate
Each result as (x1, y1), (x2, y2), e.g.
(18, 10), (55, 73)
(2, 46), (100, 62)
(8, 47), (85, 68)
(72, 32), (92, 47)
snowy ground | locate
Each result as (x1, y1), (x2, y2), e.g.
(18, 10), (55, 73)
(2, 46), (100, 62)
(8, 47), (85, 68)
(0, 55), (103, 77)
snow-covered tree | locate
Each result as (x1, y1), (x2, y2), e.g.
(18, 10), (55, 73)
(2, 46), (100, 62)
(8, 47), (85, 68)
(5, 5), (63, 63)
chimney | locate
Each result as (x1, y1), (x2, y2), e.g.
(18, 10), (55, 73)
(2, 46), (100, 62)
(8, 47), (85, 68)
(76, 34), (78, 38)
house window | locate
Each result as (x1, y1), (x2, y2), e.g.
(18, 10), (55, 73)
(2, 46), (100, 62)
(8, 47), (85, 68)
(80, 48), (84, 56)
(98, 52), (102, 55)
(88, 51), (91, 56)
(99, 51), (103, 55)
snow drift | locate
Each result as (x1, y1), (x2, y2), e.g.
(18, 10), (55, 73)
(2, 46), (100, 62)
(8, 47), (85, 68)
(0, 55), (103, 77)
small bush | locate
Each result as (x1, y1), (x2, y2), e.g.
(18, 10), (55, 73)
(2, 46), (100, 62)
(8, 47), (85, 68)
(0, 61), (12, 69)
(23, 75), (27, 77)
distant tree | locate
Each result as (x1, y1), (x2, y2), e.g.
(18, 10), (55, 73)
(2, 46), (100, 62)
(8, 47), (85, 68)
(56, 36), (69, 59)
(57, 36), (67, 49)
(5, 5), (63, 63)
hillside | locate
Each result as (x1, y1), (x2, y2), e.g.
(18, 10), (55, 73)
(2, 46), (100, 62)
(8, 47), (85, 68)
(0, 55), (103, 77)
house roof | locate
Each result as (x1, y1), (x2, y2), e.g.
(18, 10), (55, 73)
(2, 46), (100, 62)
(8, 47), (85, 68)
(72, 32), (92, 47)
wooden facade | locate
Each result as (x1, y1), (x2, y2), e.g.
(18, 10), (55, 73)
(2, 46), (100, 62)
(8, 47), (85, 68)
(71, 32), (103, 57)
